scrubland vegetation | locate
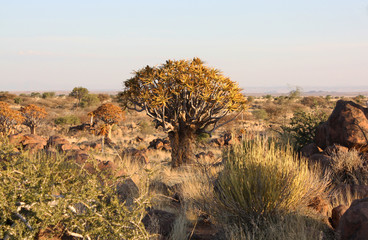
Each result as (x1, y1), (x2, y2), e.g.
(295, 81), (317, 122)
(1, 63), (368, 239)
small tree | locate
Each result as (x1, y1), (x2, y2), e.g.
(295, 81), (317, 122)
(0, 102), (24, 135)
(120, 58), (247, 167)
(69, 87), (89, 107)
(91, 103), (124, 139)
(20, 104), (47, 135)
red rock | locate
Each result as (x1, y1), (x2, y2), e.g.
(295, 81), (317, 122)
(300, 143), (322, 158)
(315, 100), (368, 152)
(324, 144), (349, 156)
(338, 197), (368, 240)
(330, 205), (348, 229)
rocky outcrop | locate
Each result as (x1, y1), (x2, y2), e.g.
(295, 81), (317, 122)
(47, 135), (79, 152)
(337, 197), (368, 240)
(9, 134), (47, 153)
(315, 100), (368, 151)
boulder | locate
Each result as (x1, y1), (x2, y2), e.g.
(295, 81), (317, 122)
(47, 135), (71, 152)
(196, 151), (215, 160)
(308, 153), (332, 170)
(142, 208), (176, 238)
(148, 138), (171, 151)
(116, 178), (139, 206)
(9, 134), (47, 152)
(315, 100), (368, 151)
(337, 197), (368, 240)
(330, 205), (348, 229)
(300, 143), (322, 158)
(123, 148), (149, 165)
(324, 144), (349, 156)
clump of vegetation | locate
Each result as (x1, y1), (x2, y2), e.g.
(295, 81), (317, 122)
(42, 92), (56, 99)
(330, 149), (368, 186)
(54, 115), (81, 125)
(0, 139), (150, 239)
(91, 103), (124, 139)
(216, 138), (329, 222)
(20, 104), (47, 135)
(281, 110), (328, 150)
(121, 58), (247, 167)
(80, 94), (100, 108)
(0, 101), (24, 135)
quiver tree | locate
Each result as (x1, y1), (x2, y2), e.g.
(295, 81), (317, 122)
(120, 58), (247, 167)
(0, 101), (24, 135)
(20, 104), (47, 135)
(90, 103), (124, 139)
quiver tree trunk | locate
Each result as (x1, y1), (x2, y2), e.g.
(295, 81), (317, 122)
(30, 125), (36, 135)
(169, 126), (195, 167)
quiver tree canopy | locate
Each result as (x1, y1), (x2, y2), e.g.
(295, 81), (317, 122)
(120, 58), (247, 167)
(20, 104), (47, 135)
(0, 101), (24, 135)
(90, 103), (124, 139)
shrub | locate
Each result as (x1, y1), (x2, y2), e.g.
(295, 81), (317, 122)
(215, 138), (328, 222)
(330, 149), (368, 186)
(0, 140), (150, 239)
(282, 110), (328, 150)
(42, 92), (55, 99)
(54, 115), (81, 125)
(80, 94), (100, 108)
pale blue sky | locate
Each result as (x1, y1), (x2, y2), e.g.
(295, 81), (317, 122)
(1, 0), (368, 92)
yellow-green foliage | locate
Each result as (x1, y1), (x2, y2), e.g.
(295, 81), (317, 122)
(121, 58), (247, 133)
(216, 138), (329, 220)
(0, 139), (150, 239)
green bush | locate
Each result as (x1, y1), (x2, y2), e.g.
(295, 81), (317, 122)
(80, 94), (100, 108)
(54, 115), (81, 125)
(0, 140), (150, 239)
(42, 92), (56, 99)
(216, 138), (328, 222)
(282, 110), (328, 150)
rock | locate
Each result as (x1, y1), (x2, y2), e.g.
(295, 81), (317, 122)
(300, 143), (322, 158)
(79, 141), (102, 151)
(9, 134), (47, 153)
(135, 136), (144, 143)
(315, 100), (368, 151)
(148, 138), (164, 150)
(97, 160), (125, 177)
(8, 133), (25, 145)
(196, 151), (215, 160)
(47, 135), (71, 152)
(116, 178), (139, 206)
(337, 197), (368, 240)
(330, 205), (348, 229)
(211, 137), (225, 147)
(123, 148), (149, 165)
(69, 150), (90, 164)
(309, 153), (332, 170)
(324, 144), (349, 156)
(68, 123), (94, 133)
(142, 208), (176, 238)
(308, 196), (329, 216)
(21, 134), (47, 146)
